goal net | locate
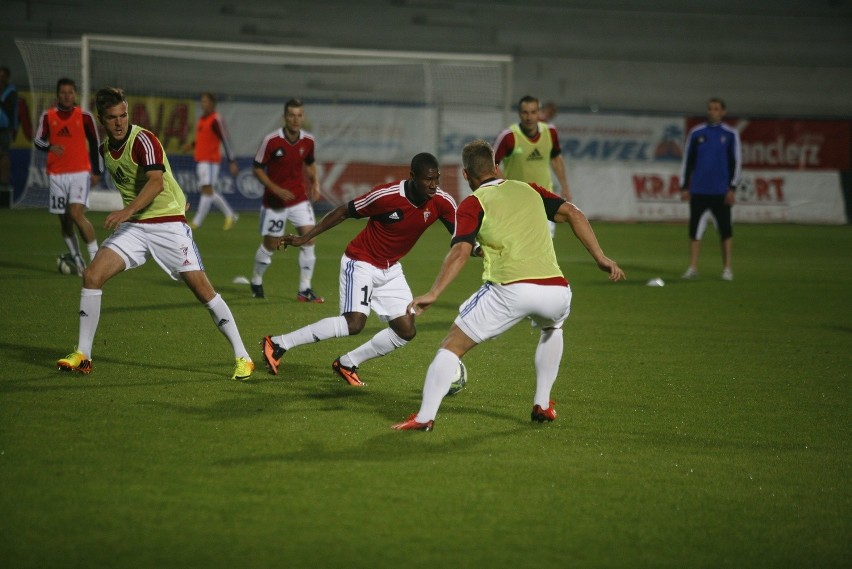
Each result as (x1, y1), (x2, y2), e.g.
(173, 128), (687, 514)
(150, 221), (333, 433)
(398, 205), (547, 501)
(15, 35), (512, 210)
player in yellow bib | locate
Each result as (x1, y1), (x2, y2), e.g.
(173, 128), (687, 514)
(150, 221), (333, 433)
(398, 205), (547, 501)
(56, 87), (254, 381)
(103, 124), (186, 219)
(394, 139), (625, 432)
(494, 95), (571, 238)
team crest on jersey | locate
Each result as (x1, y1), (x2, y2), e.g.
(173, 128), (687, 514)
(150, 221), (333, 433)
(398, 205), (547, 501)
(423, 210), (431, 222)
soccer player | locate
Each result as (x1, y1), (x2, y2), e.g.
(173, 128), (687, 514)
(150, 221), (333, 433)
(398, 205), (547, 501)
(34, 77), (102, 274)
(494, 95), (571, 238)
(56, 87), (254, 381)
(393, 139), (625, 431)
(679, 97), (741, 281)
(249, 98), (322, 302)
(261, 152), (456, 387)
(185, 92), (240, 230)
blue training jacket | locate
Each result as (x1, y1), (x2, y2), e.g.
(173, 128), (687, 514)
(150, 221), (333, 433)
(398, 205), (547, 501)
(679, 122), (742, 195)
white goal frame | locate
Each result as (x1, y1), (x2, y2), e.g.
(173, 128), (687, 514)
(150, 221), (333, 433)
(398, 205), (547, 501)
(16, 34), (513, 209)
(79, 34), (513, 126)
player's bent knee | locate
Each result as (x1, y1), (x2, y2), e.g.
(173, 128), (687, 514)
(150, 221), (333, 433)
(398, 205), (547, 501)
(395, 327), (416, 342)
(343, 313), (367, 335)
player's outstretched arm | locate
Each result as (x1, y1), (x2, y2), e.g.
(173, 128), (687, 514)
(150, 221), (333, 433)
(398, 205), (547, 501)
(555, 201), (626, 281)
(408, 241), (473, 315)
(278, 204), (350, 250)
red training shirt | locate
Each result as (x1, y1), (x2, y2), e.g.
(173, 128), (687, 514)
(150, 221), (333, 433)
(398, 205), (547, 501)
(345, 180), (457, 269)
(253, 128), (315, 209)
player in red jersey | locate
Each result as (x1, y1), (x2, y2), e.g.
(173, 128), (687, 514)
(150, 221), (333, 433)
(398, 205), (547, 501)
(249, 98), (322, 302)
(261, 152), (457, 387)
(34, 78), (103, 274)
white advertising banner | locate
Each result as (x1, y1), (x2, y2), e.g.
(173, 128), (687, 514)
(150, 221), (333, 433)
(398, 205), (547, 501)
(553, 113), (686, 165)
(70, 102), (848, 224)
(219, 101), (436, 163)
(568, 163), (846, 224)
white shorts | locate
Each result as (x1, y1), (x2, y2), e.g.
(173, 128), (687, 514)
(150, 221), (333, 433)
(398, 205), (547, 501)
(455, 282), (572, 344)
(196, 161), (220, 187)
(48, 171), (91, 214)
(259, 201), (316, 237)
(102, 221), (205, 281)
(339, 254), (412, 322)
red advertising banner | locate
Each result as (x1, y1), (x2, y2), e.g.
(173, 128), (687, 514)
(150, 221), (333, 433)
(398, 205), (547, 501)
(687, 118), (851, 171)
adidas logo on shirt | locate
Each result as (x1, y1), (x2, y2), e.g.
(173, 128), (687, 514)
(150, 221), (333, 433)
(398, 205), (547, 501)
(112, 166), (128, 185)
(526, 148), (544, 161)
(57, 126), (72, 137)
(273, 148), (285, 158)
(381, 209), (404, 223)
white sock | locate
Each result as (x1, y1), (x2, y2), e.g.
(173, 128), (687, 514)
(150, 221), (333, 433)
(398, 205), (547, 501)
(273, 315), (349, 351)
(193, 195), (213, 226)
(344, 328), (408, 367)
(205, 293), (250, 359)
(77, 288), (102, 357)
(212, 192), (235, 217)
(298, 244), (316, 291)
(415, 348), (458, 423)
(534, 328), (563, 408)
(86, 240), (98, 262)
(252, 245), (274, 285)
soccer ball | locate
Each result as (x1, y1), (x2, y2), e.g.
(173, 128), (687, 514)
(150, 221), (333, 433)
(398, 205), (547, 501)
(56, 254), (77, 275)
(447, 360), (467, 396)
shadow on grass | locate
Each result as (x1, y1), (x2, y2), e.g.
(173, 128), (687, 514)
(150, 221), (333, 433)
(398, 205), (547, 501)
(103, 301), (206, 315)
(0, 340), (249, 390)
(0, 258), (60, 274)
(210, 420), (529, 466)
(2, 368), (219, 392)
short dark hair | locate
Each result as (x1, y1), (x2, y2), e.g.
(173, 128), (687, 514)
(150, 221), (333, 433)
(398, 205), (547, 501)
(410, 152), (439, 176)
(284, 98), (304, 114)
(462, 139), (495, 179)
(56, 77), (77, 94)
(95, 87), (127, 117)
(518, 95), (539, 108)
(200, 92), (217, 104)
(708, 97), (726, 110)
(0, 66), (11, 79)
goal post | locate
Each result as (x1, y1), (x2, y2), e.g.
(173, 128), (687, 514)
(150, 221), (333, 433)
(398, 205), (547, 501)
(15, 35), (512, 210)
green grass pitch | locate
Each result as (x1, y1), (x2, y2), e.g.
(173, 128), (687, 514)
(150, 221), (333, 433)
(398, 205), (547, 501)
(0, 208), (849, 568)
